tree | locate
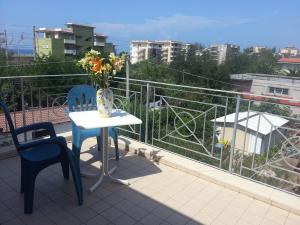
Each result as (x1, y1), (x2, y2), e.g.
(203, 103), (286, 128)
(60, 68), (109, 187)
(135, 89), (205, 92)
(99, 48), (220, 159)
(226, 49), (279, 75)
(252, 101), (291, 117)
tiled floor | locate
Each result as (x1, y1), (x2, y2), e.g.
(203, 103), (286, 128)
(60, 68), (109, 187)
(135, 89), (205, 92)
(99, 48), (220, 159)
(0, 139), (300, 225)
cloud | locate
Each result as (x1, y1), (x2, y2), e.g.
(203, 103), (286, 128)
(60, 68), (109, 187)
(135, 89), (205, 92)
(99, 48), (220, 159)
(92, 14), (257, 39)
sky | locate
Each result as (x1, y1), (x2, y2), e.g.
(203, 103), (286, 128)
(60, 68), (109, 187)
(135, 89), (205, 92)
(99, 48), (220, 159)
(0, 0), (300, 52)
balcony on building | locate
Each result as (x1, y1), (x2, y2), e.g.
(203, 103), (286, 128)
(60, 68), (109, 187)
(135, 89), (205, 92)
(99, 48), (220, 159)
(63, 38), (76, 44)
(64, 49), (76, 55)
(36, 28), (75, 39)
(93, 33), (107, 47)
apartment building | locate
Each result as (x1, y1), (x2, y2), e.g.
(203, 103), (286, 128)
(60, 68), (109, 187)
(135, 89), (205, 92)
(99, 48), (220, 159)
(208, 44), (240, 64)
(130, 40), (189, 64)
(230, 73), (300, 115)
(247, 46), (267, 54)
(36, 23), (115, 57)
(279, 46), (299, 57)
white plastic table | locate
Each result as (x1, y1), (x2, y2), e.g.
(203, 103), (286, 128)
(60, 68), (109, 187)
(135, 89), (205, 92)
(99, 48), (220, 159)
(69, 109), (142, 193)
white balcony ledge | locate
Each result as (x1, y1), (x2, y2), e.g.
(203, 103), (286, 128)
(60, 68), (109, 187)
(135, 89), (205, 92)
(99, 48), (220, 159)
(94, 41), (105, 47)
(64, 49), (76, 55)
(114, 136), (300, 216)
(63, 39), (76, 44)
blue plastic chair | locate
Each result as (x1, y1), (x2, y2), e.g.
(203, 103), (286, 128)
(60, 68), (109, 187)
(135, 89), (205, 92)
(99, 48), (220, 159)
(67, 85), (119, 165)
(0, 100), (83, 214)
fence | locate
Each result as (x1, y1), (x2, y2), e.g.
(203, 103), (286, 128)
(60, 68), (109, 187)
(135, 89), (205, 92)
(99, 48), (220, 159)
(1, 74), (300, 196)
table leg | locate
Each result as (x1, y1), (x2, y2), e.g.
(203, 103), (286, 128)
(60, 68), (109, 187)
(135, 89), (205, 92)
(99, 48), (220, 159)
(72, 140), (101, 178)
(102, 128), (129, 185)
(89, 127), (129, 193)
(89, 128), (107, 193)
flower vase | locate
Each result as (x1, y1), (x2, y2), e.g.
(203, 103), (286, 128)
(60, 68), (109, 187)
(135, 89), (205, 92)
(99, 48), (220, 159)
(96, 88), (114, 117)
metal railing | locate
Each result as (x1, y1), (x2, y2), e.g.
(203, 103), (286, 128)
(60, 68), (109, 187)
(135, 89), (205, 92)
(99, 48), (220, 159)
(1, 74), (300, 196)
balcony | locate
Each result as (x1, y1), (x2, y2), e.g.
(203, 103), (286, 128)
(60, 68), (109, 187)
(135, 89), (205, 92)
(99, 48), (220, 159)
(64, 39), (76, 44)
(1, 74), (300, 224)
(94, 41), (105, 47)
(64, 49), (77, 55)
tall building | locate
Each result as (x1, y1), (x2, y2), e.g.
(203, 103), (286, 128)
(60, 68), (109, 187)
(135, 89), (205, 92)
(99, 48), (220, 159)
(279, 46), (299, 57)
(130, 40), (189, 64)
(247, 46), (267, 54)
(208, 44), (240, 64)
(36, 23), (115, 57)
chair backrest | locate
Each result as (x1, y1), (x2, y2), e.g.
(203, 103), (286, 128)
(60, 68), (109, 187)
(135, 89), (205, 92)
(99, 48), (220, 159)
(0, 100), (19, 147)
(67, 85), (97, 112)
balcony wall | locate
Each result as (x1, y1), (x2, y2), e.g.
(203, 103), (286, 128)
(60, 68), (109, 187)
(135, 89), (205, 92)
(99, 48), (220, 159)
(93, 41), (105, 47)
(64, 39), (76, 44)
(64, 49), (77, 55)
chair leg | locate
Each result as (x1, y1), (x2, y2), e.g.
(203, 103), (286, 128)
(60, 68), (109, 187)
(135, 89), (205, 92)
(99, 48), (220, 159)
(20, 161), (25, 193)
(96, 136), (103, 161)
(72, 144), (81, 170)
(110, 128), (119, 161)
(61, 156), (70, 180)
(24, 171), (37, 214)
(68, 151), (83, 205)
(96, 136), (102, 152)
(114, 138), (119, 161)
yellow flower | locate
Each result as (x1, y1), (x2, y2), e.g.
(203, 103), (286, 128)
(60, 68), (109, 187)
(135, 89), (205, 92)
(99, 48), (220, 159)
(104, 63), (112, 72)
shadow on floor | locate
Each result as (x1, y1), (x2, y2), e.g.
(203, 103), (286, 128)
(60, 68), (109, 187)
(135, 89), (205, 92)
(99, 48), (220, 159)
(0, 142), (206, 225)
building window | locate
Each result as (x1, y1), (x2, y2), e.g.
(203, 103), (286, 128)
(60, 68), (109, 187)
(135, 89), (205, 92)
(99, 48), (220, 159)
(269, 87), (289, 95)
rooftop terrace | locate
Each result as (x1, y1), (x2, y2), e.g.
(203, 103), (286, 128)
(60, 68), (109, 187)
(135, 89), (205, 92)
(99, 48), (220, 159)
(1, 74), (300, 224)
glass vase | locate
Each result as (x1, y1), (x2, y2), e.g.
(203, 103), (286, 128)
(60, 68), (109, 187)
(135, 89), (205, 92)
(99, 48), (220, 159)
(96, 88), (114, 117)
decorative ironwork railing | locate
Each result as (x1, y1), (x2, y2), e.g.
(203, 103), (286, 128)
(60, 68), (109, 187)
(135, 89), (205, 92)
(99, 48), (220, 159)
(1, 74), (300, 196)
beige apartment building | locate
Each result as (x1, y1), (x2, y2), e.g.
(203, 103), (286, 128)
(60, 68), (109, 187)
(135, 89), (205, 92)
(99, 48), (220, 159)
(130, 40), (190, 64)
(208, 44), (240, 64)
(248, 46), (267, 54)
(279, 46), (299, 57)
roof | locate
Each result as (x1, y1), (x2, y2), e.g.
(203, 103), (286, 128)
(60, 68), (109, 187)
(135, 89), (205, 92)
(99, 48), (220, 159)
(94, 33), (107, 38)
(278, 58), (300, 64)
(230, 73), (300, 82)
(281, 46), (298, 50)
(131, 40), (187, 44)
(36, 28), (74, 34)
(213, 111), (289, 135)
(66, 23), (95, 28)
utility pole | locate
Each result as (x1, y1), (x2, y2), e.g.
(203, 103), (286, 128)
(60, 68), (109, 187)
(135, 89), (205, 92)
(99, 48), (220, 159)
(125, 54), (130, 99)
(33, 26), (36, 60)
(4, 30), (8, 65)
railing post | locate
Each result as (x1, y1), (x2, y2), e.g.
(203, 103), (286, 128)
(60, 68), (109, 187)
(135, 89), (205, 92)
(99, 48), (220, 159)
(126, 55), (130, 100)
(20, 77), (27, 141)
(145, 83), (150, 144)
(229, 95), (240, 172)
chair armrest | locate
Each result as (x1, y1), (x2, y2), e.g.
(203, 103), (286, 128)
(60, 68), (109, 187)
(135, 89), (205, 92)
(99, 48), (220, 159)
(15, 122), (56, 137)
(18, 136), (68, 151)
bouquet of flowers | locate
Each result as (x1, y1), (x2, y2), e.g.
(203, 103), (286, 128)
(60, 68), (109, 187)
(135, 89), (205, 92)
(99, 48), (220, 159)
(78, 49), (125, 88)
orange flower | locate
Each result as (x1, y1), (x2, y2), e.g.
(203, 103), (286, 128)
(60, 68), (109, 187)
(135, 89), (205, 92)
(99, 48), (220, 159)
(91, 58), (103, 74)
